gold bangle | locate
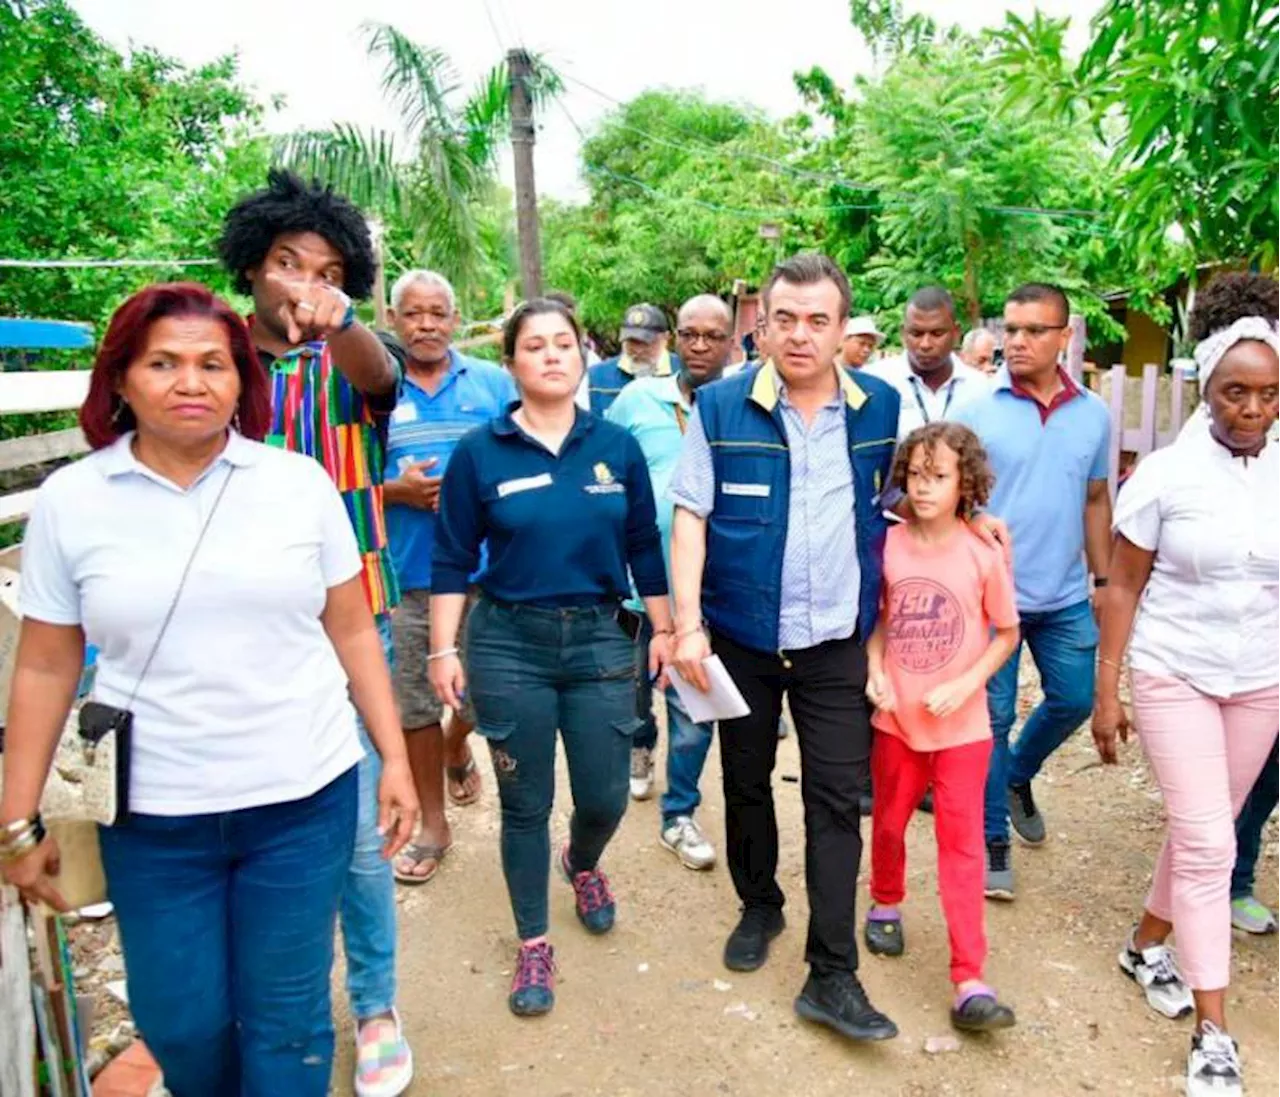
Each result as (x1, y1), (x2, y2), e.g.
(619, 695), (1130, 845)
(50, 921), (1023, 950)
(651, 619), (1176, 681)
(0, 832), (40, 865)
(1098, 657), (1125, 671)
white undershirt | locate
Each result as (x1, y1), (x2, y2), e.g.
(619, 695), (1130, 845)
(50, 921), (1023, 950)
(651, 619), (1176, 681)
(1115, 426), (1279, 698)
(19, 432), (365, 815)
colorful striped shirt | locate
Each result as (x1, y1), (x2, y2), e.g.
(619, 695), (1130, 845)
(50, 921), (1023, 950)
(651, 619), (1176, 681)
(259, 340), (401, 615)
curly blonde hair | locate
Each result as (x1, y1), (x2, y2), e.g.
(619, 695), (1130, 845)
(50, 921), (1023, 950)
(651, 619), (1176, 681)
(891, 422), (995, 519)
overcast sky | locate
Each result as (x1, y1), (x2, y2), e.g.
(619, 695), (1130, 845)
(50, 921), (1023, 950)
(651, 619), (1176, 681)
(73, 0), (1096, 202)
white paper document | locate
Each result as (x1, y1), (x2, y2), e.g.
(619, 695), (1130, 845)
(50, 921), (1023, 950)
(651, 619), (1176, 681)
(667, 656), (751, 724)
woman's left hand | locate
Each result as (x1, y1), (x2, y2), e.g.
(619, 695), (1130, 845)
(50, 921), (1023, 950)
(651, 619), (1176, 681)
(376, 759), (421, 860)
(648, 631), (674, 690)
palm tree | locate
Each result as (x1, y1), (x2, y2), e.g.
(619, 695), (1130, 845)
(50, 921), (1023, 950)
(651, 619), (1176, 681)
(275, 22), (560, 290)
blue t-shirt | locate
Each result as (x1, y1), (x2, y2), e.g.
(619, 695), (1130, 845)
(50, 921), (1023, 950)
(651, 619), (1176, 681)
(955, 369), (1110, 613)
(383, 347), (517, 591)
(432, 408), (667, 606)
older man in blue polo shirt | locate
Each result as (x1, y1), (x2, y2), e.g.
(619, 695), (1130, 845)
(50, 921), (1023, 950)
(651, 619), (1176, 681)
(381, 269), (516, 884)
(955, 282), (1112, 902)
(669, 254), (901, 1045)
(607, 293), (737, 869)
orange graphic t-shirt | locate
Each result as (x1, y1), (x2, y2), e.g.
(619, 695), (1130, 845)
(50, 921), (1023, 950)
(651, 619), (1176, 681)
(873, 524), (1019, 753)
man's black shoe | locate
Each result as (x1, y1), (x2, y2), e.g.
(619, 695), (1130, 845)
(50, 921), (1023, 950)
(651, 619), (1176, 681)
(794, 971), (899, 1042)
(723, 906), (785, 972)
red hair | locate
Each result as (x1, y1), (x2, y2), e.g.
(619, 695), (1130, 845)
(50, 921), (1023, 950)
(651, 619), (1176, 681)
(79, 282), (272, 449)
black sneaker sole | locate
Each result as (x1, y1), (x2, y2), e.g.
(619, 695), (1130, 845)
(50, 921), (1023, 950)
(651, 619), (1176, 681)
(794, 993), (899, 1042)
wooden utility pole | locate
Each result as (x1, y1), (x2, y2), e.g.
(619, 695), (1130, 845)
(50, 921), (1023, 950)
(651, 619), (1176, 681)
(508, 49), (543, 299)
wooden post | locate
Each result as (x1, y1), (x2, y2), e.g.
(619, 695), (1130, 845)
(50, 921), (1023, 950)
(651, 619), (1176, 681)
(508, 50), (543, 299)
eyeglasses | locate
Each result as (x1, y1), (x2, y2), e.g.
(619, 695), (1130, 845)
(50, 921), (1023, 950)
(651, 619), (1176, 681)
(1004, 324), (1068, 339)
(676, 329), (730, 345)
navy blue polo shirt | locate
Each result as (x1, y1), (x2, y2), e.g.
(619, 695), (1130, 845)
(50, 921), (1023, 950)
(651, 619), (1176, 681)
(432, 406), (668, 606)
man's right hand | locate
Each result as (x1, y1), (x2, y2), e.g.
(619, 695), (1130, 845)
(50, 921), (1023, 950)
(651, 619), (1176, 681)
(389, 458), (442, 510)
(673, 629), (712, 692)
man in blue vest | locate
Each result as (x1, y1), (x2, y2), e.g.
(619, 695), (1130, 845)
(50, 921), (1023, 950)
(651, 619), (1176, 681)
(668, 254), (901, 1044)
(586, 303), (676, 416)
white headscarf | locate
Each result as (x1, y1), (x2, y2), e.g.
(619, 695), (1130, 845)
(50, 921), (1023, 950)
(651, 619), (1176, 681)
(1192, 315), (1280, 395)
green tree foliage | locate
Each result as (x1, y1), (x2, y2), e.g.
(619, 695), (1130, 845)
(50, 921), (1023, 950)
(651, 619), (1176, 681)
(0, 0), (269, 334)
(800, 5), (1125, 332)
(277, 25), (557, 307)
(998, 0), (1279, 272)
(542, 91), (827, 338)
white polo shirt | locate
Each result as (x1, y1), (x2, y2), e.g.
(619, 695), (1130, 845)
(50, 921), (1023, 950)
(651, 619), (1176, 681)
(864, 354), (991, 440)
(19, 432), (365, 815)
(1115, 426), (1279, 698)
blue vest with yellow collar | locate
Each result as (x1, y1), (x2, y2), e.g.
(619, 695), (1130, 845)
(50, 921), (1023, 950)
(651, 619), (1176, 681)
(695, 361), (900, 653)
(587, 351), (682, 416)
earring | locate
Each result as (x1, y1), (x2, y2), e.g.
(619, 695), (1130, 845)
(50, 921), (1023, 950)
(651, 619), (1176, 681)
(110, 399), (127, 426)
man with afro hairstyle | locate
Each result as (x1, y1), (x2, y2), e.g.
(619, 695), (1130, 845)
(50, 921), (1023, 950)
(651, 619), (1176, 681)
(220, 170), (415, 1097)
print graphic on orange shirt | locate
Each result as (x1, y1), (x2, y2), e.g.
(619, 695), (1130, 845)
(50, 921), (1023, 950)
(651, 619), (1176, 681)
(885, 579), (965, 673)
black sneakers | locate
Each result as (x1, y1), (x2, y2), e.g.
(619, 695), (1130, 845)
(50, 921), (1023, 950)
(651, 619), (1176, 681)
(1008, 781), (1047, 846)
(723, 906), (785, 972)
(794, 971), (899, 1042)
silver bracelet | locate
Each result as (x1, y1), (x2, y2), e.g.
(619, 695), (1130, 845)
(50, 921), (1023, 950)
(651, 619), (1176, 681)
(426, 647), (459, 662)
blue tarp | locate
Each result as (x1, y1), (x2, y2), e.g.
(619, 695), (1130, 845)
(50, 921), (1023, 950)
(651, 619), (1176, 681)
(0, 318), (94, 350)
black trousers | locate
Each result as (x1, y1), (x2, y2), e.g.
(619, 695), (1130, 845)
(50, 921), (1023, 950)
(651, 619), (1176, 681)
(712, 629), (871, 976)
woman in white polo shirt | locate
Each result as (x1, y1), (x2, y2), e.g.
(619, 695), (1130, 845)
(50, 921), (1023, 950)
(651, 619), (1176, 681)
(1093, 272), (1279, 1097)
(0, 282), (419, 1097)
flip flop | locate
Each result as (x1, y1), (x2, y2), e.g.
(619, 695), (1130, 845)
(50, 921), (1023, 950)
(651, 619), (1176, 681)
(393, 841), (451, 885)
(446, 755), (482, 807)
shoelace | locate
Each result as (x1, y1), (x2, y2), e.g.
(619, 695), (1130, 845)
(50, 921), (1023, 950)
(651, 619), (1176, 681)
(572, 867), (614, 913)
(1194, 1024), (1240, 1078)
(514, 943), (556, 991)
(1141, 944), (1182, 986)
(670, 818), (702, 846)
(988, 842), (1010, 872)
(630, 750), (651, 778)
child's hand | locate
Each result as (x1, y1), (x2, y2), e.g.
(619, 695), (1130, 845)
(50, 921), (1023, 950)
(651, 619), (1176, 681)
(922, 675), (976, 718)
(866, 668), (896, 713)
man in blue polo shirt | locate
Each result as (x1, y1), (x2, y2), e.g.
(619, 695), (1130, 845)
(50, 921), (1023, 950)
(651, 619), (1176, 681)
(607, 293), (735, 870)
(954, 282), (1112, 902)
(381, 269), (516, 884)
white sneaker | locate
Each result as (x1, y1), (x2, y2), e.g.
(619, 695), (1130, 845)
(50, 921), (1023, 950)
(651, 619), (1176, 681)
(661, 815), (716, 870)
(629, 747), (655, 801)
(1118, 929), (1194, 1019)
(354, 1008), (413, 1097)
(1186, 1022), (1242, 1096)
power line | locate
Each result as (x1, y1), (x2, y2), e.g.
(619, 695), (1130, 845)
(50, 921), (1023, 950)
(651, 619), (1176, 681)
(0, 258), (221, 269)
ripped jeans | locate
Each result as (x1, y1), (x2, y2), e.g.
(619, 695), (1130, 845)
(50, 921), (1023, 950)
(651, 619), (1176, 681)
(99, 768), (357, 1097)
(466, 596), (640, 941)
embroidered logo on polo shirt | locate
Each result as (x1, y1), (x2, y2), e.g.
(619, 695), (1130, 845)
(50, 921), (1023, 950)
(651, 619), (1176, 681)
(585, 462), (625, 494)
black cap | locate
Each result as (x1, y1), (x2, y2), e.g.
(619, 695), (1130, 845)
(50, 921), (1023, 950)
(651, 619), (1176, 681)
(619, 303), (668, 341)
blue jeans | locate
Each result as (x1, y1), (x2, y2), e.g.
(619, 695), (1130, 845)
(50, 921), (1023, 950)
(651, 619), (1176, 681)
(985, 599), (1097, 842)
(466, 597), (641, 940)
(661, 686), (715, 823)
(1232, 735), (1279, 900)
(99, 769), (357, 1097)
(339, 612), (398, 1020)
(633, 617), (715, 822)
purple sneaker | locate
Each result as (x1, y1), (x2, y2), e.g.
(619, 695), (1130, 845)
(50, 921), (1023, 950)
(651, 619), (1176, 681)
(559, 844), (617, 934)
(509, 941), (556, 1017)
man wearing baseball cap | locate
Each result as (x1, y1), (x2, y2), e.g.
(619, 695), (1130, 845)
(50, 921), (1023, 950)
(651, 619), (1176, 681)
(840, 316), (885, 370)
(585, 303), (678, 416)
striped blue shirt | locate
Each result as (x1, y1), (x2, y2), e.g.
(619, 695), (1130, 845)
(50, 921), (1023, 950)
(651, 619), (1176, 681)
(669, 379), (860, 649)
(383, 348), (517, 590)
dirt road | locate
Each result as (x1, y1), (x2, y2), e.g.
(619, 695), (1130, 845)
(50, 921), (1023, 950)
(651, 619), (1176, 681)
(335, 682), (1279, 1097)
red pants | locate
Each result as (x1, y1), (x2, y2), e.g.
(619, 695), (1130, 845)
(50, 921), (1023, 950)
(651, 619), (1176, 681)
(870, 731), (992, 984)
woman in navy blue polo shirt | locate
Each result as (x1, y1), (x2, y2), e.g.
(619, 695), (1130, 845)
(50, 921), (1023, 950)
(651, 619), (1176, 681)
(429, 298), (673, 1017)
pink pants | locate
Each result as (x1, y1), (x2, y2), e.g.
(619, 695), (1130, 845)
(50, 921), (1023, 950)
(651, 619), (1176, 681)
(1134, 671), (1280, 990)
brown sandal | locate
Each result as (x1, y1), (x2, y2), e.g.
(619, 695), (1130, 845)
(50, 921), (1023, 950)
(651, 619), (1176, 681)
(393, 841), (450, 885)
(446, 756), (482, 807)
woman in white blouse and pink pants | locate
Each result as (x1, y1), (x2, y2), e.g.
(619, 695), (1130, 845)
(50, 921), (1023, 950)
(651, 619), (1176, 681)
(1093, 272), (1279, 1097)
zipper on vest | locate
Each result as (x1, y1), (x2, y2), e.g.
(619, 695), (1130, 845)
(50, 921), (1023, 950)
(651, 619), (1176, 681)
(778, 648), (793, 669)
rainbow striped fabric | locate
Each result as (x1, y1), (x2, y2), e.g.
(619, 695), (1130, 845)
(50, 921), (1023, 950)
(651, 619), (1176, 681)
(264, 339), (401, 616)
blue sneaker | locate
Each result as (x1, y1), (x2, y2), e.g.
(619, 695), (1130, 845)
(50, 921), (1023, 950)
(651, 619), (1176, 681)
(559, 844), (616, 934)
(509, 941), (556, 1017)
